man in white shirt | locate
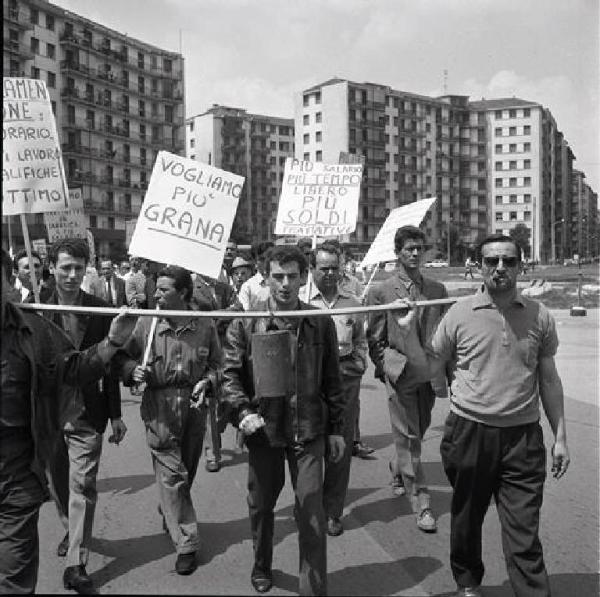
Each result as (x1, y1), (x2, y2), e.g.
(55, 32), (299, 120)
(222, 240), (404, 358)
(237, 241), (273, 311)
(99, 260), (126, 307)
(13, 249), (52, 303)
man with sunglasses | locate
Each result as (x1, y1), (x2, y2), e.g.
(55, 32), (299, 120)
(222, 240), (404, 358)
(394, 234), (569, 597)
(366, 225), (448, 533)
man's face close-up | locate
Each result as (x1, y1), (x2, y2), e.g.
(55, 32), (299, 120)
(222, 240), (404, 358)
(312, 251), (341, 294)
(120, 261), (131, 276)
(17, 256), (42, 288)
(397, 238), (425, 271)
(481, 241), (519, 293)
(267, 260), (303, 308)
(100, 261), (113, 279)
(232, 266), (252, 289)
(154, 275), (185, 310)
(52, 252), (86, 294)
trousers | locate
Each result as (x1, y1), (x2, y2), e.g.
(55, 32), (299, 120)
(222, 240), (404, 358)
(50, 419), (104, 567)
(203, 395), (221, 464)
(0, 434), (44, 594)
(440, 412), (550, 596)
(248, 436), (326, 596)
(386, 381), (435, 513)
(146, 400), (206, 555)
(323, 375), (361, 518)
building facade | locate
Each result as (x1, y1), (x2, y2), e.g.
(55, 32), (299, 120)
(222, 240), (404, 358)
(572, 169), (599, 261)
(295, 78), (588, 263)
(3, 0), (185, 260)
(186, 105), (294, 243)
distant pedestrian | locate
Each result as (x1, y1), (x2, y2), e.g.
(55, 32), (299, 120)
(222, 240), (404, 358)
(464, 257), (474, 279)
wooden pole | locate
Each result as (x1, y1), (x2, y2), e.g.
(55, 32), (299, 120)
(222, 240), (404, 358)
(19, 214), (40, 303)
(360, 262), (381, 303)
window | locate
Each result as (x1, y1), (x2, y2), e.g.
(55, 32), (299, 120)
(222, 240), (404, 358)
(108, 217), (115, 229)
(315, 131), (322, 142)
(50, 100), (56, 115)
(315, 92), (321, 104)
(188, 120), (194, 132)
(163, 58), (172, 72)
(190, 138), (195, 148)
(495, 195), (503, 205)
(495, 144), (502, 153)
(495, 212), (503, 221)
(495, 161), (503, 171)
(164, 105), (173, 123)
(303, 95), (309, 107)
(495, 127), (503, 136)
(30, 66), (40, 80)
(46, 14), (55, 30)
(495, 110), (502, 119)
(303, 133), (309, 144)
(524, 211), (531, 220)
(509, 109), (517, 118)
(524, 176), (531, 186)
(524, 108), (531, 117)
(524, 194), (531, 203)
(315, 112), (322, 123)
(509, 177), (517, 186)
(138, 76), (145, 94)
(495, 178), (503, 188)
(509, 126), (517, 136)
(523, 159), (531, 169)
(140, 147), (146, 165)
(509, 194), (517, 203)
(46, 71), (55, 88)
(509, 160), (517, 170)
(30, 8), (39, 24)
(524, 142), (531, 152)
(46, 43), (55, 59)
(89, 215), (97, 228)
(303, 114), (309, 125)
(509, 144), (517, 153)
(510, 211), (517, 221)
(523, 125), (531, 135)
(137, 51), (145, 69)
(31, 37), (39, 54)
(303, 152), (310, 161)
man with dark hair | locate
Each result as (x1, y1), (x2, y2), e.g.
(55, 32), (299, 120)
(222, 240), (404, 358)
(222, 244), (346, 595)
(366, 225), (448, 533)
(99, 259), (126, 307)
(117, 265), (222, 576)
(237, 241), (274, 311)
(0, 248), (136, 594)
(394, 234), (569, 597)
(125, 256), (147, 307)
(44, 238), (127, 593)
(12, 249), (53, 303)
(308, 242), (368, 537)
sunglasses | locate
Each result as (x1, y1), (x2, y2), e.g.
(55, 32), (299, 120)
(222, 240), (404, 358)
(483, 256), (518, 268)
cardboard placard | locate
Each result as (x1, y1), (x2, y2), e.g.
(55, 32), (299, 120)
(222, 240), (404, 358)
(360, 197), (437, 268)
(274, 158), (363, 237)
(3, 77), (69, 215)
(128, 151), (243, 279)
(31, 238), (47, 259)
(44, 188), (86, 241)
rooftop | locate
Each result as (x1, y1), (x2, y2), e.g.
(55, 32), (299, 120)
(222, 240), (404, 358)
(468, 97), (540, 110)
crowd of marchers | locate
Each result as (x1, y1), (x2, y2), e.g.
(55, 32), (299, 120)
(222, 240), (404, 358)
(1, 227), (569, 597)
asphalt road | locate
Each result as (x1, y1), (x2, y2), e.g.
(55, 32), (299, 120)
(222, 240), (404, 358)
(36, 309), (599, 595)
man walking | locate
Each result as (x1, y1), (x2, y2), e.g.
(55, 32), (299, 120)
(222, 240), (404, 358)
(366, 225), (448, 533)
(0, 248), (136, 594)
(44, 239), (127, 593)
(222, 245), (346, 595)
(308, 242), (368, 537)
(394, 234), (570, 597)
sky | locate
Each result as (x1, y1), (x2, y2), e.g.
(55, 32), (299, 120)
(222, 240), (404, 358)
(52, 0), (599, 190)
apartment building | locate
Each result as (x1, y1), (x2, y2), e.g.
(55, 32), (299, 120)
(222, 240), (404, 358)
(572, 169), (599, 261)
(186, 105), (294, 243)
(3, 0), (185, 259)
(295, 78), (584, 263)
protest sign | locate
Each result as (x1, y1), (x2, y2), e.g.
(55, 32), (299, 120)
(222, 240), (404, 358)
(360, 197), (437, 268)
(3, 77), (69, 215)
(44, 187), (86, 242)
(125, 218), (137, 247)
(274, 158), (363, 237)
(31, 238), (47, 259)
(128, 151), (244, 279)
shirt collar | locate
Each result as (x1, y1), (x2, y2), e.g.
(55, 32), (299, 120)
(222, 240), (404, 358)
(309, 285), (350, 303)
(157, 307), (197, 335)
(394, 263), (423, 290)
(472, 284), (526, 310)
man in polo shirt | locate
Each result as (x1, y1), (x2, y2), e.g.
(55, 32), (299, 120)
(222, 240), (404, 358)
(309, 242), (368, 537)
(237, 241), (273, 311)
(394, 234), (570, 597)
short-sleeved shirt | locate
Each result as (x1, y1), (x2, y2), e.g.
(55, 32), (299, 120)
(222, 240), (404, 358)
(430, 286), (559, 427)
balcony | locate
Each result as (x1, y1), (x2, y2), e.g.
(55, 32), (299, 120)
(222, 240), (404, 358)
(4, 9), (34, 29)
(3, 39), (34, 59)
(60, 60), (92, 75)
(63, 117), (97, 132)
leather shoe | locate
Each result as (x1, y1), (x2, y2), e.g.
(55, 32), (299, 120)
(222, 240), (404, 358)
(326, 516), (344, 537)
(455, 586), (483, 597)
(63, 564), (93, 593)
(205, 460), (220, 473)
(416, 508), (437, 533)
(352, 441), (375, 458)
(175, 552), (197, 575)
(57, 532), (70, 557)
(251, 573), (273, 593)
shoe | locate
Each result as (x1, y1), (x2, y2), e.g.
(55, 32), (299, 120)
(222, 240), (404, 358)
(352, 441), (374, 458)
(57, 532), (69, 557)
(455, 586), (483, 597)
(205, 460), (220, 472)
(251, 572), (273, 593)
(389, 463), (406, 496)
(175, 552), (197, 575)
(326, 516), (344, 537)
(63, 564), (93, 593)
(416, 508), (437, 533)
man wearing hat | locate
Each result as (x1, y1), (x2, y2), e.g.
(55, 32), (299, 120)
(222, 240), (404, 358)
(230, 254), (255, 296)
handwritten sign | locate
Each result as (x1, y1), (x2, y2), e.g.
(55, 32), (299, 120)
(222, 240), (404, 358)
(360, 197), (437, 268)
(274, 158), (363, 237)
(44, 188), (86, 242)
(128, 151), (243, 279)
(3, 77), (69, 215)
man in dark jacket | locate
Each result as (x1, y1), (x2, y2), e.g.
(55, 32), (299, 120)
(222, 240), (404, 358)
(222, 245), (346, 596)
(0, 248), (136, 594)
(44, 239), (127, 594)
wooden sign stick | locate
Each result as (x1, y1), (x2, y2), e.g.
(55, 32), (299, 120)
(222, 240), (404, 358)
(20, 214), (40, 303)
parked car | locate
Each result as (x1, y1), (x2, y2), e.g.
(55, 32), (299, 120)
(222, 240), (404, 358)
(424, 259), (449, 268)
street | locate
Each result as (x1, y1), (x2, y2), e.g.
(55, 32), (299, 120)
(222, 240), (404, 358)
(37, 309), (599, 596)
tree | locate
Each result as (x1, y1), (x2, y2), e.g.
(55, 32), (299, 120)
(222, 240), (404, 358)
(509, 224), (531, 258)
